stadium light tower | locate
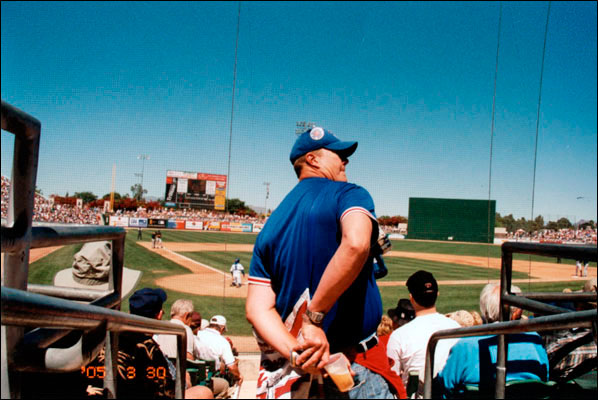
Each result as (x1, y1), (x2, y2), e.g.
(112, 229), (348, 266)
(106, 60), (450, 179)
(295, 121), (316, 136)
(137, 154), (150, 199)
(263, 182), (270, 216)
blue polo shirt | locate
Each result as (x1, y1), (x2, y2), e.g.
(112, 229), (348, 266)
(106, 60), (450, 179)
(249, 177), (382, 351)
(437, 332), (549, 397)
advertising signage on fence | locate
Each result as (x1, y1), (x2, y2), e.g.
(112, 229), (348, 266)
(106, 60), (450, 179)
(148, 218), (167, 228)
(208, 221), (221, 231)
(165, 170), (227, 211)
(185, 220), (204, 230)
(129, 218), (148, 228)
(109, 216), (129, 227)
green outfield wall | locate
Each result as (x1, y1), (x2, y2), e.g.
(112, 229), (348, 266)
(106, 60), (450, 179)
(407, 198), (496, 243)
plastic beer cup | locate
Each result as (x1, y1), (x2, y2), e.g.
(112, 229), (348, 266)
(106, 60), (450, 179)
(324, 353), (354, 392)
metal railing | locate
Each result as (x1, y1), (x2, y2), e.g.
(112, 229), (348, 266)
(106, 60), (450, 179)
(423, 242), (597, 398)
(1, 101), (188, 398)
(2, 287), (188, 398)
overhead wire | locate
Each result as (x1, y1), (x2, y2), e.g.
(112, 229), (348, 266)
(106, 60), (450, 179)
(487, 2), (503, 283)
(529, 1), (552, 291)
(224, 1), (242, 313)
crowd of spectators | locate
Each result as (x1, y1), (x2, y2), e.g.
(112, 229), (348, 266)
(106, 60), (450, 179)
(115, 207), (266, 225)
(507, 227), (597, 245)
(1, 175), (102, 224)
(2, 176), (596, 244)
(1, 176), (266, 226)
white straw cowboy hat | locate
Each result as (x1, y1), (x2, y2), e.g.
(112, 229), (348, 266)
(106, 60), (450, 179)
(54, 241), (141, 298)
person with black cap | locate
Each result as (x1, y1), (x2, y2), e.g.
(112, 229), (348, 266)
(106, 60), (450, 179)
(83, 288), (213, 399)
(386, 270), (460, 386)
(387, 298), (416, 330)
(246, 127), (393, 398)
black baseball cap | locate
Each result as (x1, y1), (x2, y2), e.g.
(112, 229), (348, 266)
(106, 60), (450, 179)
(387, 298), (415, 322)
(406, 270), (438, 308)
(129, 288), (167, 318)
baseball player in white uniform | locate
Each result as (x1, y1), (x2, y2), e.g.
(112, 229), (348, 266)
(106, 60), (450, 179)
(230, 258), (245, 288)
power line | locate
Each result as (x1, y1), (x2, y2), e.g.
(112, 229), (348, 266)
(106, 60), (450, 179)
(487, 2), (502, 281)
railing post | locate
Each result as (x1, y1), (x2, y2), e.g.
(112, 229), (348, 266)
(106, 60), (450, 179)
(2, 100), (42, 399)
(496, 244), (512, 399)
(103, 331), (119, 399)
(176, 334), (187, 399)
(110, 235), (126, 309)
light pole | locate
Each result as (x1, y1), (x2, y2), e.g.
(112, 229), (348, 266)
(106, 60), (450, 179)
(263, 182), (270, 217)
(137, 154), (150, 200)
(295, 121), (316, 136)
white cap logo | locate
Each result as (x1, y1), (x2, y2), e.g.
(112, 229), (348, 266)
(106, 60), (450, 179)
(310, 127), (325, 140)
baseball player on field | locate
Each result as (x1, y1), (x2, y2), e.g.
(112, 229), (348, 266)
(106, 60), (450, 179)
(230, 258), (245, 288)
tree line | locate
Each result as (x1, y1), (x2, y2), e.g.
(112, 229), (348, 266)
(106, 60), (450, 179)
(377, 213), (596, 233)
(53, 190), (256, 215)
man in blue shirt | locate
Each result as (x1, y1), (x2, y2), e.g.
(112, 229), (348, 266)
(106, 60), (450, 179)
(246, 127), (393, 398)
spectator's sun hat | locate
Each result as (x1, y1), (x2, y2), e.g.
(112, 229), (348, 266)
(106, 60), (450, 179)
(406, 270), (438, 307)
(580, 278), (597, 307)
(54, 241), (142, 299)
(129, 288), (167, 318)
(290, 127), (358, 164)
(387, 298), (415, 323)
(210, 315), (227, 331)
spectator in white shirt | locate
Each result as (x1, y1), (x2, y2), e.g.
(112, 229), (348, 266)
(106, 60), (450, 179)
(195, 316), (243, 385)
(386, 270), (460, 385)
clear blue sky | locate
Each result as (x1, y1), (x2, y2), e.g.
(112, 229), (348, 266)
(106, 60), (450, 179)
(2, 1), (596, 222)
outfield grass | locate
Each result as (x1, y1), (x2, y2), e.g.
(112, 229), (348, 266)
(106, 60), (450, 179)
(136, 229), (597, 267)
(180, 251), (530, 281)
(132, 228), (258, 244)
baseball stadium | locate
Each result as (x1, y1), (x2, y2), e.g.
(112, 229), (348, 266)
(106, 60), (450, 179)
(2, 2), (597, 400)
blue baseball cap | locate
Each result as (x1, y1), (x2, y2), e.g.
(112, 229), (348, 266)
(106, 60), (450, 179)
(129, 287), (167, 318)
(290, 127), (358, 164)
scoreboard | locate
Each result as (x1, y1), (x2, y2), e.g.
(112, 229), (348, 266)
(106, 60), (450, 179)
(164, 170), (227, 210)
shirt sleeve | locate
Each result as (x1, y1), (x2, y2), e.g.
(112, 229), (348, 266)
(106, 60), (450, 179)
(185, 326), (195, 356)
(386, 332), (404, 378)
(248, 239), (271, 286)
(221, 340), (236, 366)
(337, 184), (379, 243)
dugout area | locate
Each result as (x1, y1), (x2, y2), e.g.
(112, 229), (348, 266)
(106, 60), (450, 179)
(407, 197), (496, 243)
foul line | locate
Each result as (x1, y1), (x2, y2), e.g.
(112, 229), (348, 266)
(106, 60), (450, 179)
(162, 247), (228, 277)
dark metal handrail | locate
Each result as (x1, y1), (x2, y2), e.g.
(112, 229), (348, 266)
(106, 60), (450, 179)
(1, 287), (187, 398)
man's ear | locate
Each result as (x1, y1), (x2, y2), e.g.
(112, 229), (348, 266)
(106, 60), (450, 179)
(305, 152), (319, 168)
(157, 309), (164, 320)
